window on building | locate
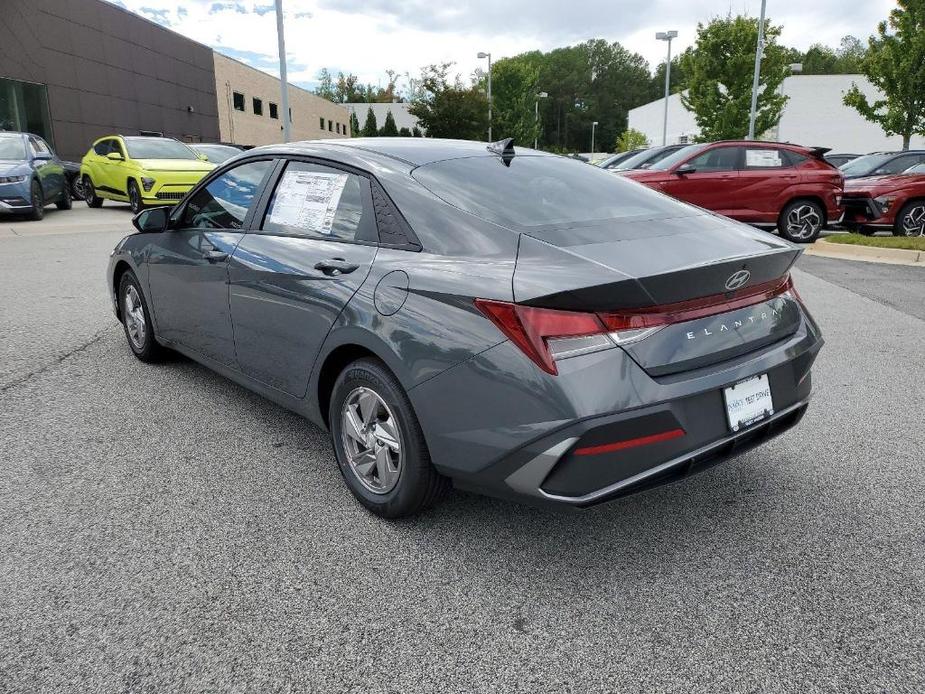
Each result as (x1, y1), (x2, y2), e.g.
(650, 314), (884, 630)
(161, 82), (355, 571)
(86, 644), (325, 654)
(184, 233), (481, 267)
(233, 92), (245, 112)
(327, 119), (333, 132)
(0, 77), (54, 147)
(253, 97), (263, 116)
(319, 117), (325, 130)
(289, 108), (292, 122)
(269, 102), (278, 119)
(336, 123), (341, 134)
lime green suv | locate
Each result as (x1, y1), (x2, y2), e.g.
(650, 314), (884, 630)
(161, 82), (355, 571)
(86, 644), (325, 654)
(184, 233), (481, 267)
(80, 136), (215, 213)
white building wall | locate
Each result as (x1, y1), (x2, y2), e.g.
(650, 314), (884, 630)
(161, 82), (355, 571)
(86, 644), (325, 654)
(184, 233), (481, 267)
(628, 75), (925, 153)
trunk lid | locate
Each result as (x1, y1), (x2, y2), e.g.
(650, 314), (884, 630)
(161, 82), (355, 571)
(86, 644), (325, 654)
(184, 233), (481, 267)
(513, 213), (802, 376)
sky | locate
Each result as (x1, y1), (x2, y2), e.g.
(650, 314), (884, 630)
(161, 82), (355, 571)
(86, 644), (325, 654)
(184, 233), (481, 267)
(106, 0), (897, 94)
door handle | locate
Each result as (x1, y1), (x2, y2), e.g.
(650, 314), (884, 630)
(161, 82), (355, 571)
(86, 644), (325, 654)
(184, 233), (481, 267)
(315, 258), (359, 276)
(203, 249), (228, 263)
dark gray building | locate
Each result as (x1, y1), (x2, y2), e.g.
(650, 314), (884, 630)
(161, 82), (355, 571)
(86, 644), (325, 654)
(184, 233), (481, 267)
(0, 0), (220, 160)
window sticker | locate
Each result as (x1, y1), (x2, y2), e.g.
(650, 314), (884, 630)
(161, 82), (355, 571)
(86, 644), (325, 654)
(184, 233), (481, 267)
(746, 149), (782, 168)
(267, 169), (349, 233)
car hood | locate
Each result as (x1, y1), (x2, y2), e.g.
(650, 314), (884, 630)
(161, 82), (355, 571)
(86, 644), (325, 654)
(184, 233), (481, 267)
(134, 158), (215, 173)
(844, 173), (925, 195)
(0, 160), (30, 176)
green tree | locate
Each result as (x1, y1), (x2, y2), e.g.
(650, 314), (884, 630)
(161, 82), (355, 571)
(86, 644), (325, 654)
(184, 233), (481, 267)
(615, 128), (649, 152)
(484, 56), (540, 145)
(652, 49), (692, 95)
(349, 111), (360, 137)
(379, 110), (399, 136)
(361, 107), (378, 137)
(680, 15), (789, 141)
(398, 126), (412, 137)
(314, 68), (336, 101)
(412, 126), (423, 137)
(408, 63), (488, 140)
(844, 1), (925, 150)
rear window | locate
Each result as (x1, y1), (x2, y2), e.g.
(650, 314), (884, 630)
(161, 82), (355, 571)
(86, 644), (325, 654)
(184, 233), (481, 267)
(412, 154), (697, 230)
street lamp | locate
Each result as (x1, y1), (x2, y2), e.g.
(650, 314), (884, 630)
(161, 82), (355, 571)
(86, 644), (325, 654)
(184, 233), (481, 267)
(534, 91), (548, 149)
(655, 30), (678, 146)
(275, 0), (291, 142)
(747, 0), (768, 140)
(477, 51), (492, 141)
(591, 121), (599, 154)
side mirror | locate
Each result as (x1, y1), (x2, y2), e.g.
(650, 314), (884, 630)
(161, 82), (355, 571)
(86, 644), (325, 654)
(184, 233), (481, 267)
(676, 163), (697, 175)
(106, 152), (124, 161)
(133, 206), (170, 234)
(196, 152), (209, 162)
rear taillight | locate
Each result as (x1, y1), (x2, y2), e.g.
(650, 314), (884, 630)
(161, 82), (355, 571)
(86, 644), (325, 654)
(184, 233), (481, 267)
(475, 275), (795, 375)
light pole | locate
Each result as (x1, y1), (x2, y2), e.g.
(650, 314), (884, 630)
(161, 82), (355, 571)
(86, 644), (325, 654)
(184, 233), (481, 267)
(534, 91), (547, 149)
(591, 121), (598, 154)
(275, 0), (290, 142)
(655, 30), (678, 146)
(747, 0), (768, 140)
(477, 51), (492, 141)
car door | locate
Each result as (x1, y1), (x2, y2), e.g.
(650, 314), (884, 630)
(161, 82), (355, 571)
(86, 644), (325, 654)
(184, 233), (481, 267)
(28, 136), (64, 202)
(145, 158), (276, 367)
(228, 158), (379, 397)
(662, 145), (744, 213)
(737, 146), (794, 218)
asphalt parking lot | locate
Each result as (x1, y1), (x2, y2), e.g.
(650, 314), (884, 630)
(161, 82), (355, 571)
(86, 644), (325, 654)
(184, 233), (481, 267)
(1, 208), (923, 693)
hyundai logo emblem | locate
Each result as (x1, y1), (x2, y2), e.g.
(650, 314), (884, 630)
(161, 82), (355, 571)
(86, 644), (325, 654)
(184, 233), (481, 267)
(725, 269), (751, 291)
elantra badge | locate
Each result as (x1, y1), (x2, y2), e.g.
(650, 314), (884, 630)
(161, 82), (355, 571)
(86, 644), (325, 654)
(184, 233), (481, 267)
(725, 269), (751, 291)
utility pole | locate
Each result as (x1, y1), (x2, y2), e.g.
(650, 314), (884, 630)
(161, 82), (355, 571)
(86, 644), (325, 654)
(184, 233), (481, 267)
(656, 31), (678, 146)
(747, 0), (768, 141)
(478, 52), (492, 141)
(275, 0), (291, 142)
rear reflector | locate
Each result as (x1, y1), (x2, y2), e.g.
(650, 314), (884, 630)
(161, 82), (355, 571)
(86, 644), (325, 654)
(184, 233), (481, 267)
(475, 274), (795, 375)
(574, 428), (686, 456)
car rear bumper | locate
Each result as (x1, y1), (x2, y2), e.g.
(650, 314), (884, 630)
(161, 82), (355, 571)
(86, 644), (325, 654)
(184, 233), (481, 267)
(411, 306), (823, 508)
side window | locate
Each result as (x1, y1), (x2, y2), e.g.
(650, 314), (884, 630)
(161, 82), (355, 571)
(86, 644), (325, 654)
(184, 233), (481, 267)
(744, 148), (785, 169)
(262, 160), (376, 243)
(689, 146), (741, 172)
(179, 160), (273, 230)
(93, 139), (111, 156)
(878, 155), (921, 175)
(783, 151), (809, 167)
(29, 137), (51, 155)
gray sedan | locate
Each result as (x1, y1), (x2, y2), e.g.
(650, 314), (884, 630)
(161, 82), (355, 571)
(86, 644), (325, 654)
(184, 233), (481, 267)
(107, 138), (823, 518)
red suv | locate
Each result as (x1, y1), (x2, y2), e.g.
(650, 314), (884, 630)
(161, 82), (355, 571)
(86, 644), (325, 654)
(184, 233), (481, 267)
(842, 169), (925, 237)
(622, 141), (844, 243)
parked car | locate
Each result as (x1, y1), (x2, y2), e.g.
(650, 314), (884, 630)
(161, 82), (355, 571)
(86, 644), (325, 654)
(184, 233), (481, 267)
(607, 144), (688, 172)
(824, 153), (861, 168)
(842, 171), (925, 236)
(594, 149), (646, 169)
(838, 150), (925, 179)
(0, 131), (71, 220)
(80, 135), (215, 213)
(190, 143), (244, 165)
(622, 141), (844, 243)
(107, 137), (822, 518)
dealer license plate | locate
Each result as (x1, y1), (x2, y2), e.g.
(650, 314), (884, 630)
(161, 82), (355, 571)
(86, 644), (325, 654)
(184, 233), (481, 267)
(723, 374), (774, 432)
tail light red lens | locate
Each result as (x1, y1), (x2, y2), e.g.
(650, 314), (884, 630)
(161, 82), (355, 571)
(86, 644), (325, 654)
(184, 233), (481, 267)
(475, 274), (795, 376)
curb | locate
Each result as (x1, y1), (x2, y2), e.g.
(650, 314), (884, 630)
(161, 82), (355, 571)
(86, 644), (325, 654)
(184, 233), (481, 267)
(805, 238), (925, 266)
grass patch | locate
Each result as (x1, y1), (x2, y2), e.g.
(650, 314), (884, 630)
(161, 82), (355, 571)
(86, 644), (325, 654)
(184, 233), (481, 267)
(824, 233), (925, 251)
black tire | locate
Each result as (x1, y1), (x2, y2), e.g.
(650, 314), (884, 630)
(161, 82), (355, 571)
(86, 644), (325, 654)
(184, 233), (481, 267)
(329, 358), (450, 518)
(778, 199), (825, 243)
(28, 180), (44, 221)
(128, 179), (143, 214)
(56, 181), (72, 210)
(893, 201), (925, 237)
(69, 175), (85, 201)
(84, 175), (103, 208)
(117, 270), (164, 362)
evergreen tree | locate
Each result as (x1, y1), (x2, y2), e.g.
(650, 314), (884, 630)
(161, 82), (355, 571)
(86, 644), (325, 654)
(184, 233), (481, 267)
(361, 107), (378, 137)
(379, 110), (399, 136)
(349, 112), (360, 137)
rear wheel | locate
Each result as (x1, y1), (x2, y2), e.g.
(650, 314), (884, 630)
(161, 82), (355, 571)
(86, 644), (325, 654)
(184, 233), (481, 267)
(69, 175), (85, 201)
(128, 179), (143, 214)
(84, 175), (103, 208)
(118, 270), (164, 362)
(329, 358), (449, 518)
(778, 199), (825, 243)
(894, 201), (925, 237)
(28, 180), (44, 221)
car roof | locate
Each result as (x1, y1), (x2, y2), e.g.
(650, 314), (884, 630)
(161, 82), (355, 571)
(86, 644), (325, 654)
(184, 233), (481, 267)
(251, 137), (556, 167)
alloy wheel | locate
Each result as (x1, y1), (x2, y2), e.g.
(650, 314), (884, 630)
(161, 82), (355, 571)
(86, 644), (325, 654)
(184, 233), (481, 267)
(901, 205), (925, 237)
(340, 386), (403, 494)
(785, 204), (823, 240)
(123, 284), (146, 349)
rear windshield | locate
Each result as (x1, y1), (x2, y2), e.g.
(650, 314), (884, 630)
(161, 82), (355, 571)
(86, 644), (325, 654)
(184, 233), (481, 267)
(412, 154), (697, 230)
(124, 137), (198, 160)
(0, 134), (26, 160)
(839, 153), (893, 176)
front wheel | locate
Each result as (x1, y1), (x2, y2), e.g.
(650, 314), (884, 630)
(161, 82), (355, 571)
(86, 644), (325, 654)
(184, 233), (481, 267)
(778, 200), (825, 243)
(28, 180), (44, 221)
(84, 176), (103, 208)
(894, 201), (925, 237)
(118, 271), (164, 362)
(329, 358), (450, 518)
(128, 179), (143, 214)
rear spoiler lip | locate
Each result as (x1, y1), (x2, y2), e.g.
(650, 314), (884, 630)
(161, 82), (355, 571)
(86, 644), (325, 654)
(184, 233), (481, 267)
(807, 146), (832, 159)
